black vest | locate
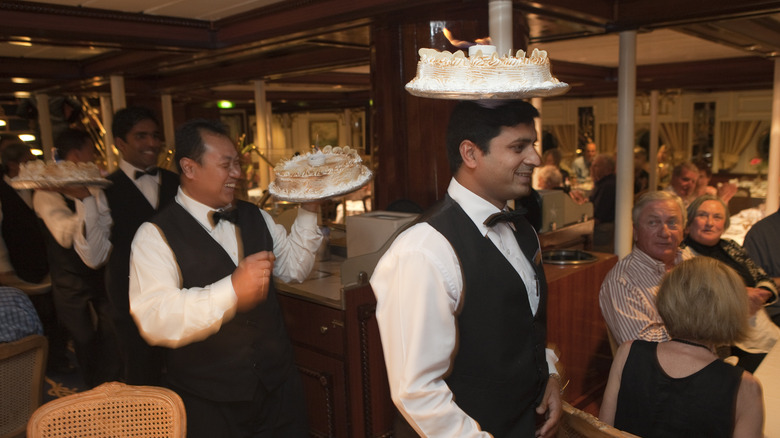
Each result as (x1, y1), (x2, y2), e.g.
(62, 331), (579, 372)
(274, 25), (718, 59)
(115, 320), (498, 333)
(151, 200), (293, 402)
(0, 179), (48, 283)
(424, 195), (548, 437)
(104, 169), (178, 313)
(39, 194), (105, 295)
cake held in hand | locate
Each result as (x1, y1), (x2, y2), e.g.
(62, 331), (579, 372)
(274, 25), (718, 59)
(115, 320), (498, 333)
(405, 46), (569, 99)
(269, 145), (372, 202)
(11, 160), (110, 189)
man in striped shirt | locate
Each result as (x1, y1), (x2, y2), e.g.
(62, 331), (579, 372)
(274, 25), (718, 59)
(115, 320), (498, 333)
(599, 191), (693, 345)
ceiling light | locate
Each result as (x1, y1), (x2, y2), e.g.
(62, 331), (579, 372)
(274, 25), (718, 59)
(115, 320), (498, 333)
(19, 134), (36, 142)
(31, 148), (43, 156)
(14, 92), (31, 98)
(11, 77), (31, 84)
(218, 100), (234, 109)
(8, 36), (32, 47)
(0, 120), (6, 127)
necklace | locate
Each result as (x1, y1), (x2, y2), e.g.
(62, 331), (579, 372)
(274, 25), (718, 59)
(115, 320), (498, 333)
(671, 338), (713, 352)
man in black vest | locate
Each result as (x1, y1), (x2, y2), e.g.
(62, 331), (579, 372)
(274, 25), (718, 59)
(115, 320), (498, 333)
(34, 129), (120, 387)
(104, 106), (179, 385)
(0, 142), (71, 372)
(371, 100), (562, 437)
(128, 119), (322, 437)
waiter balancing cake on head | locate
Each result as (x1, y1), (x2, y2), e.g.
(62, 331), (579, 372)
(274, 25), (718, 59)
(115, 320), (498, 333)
(371, 37), (569, 438)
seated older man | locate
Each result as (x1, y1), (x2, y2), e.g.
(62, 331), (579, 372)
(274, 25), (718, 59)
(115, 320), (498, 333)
(599, 191), (693, 345)
(664, 161), (699, 207)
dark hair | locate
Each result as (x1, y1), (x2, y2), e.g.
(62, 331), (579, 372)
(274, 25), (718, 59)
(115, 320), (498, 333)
(174, 119), (230, 173)
(445, 100), (539, 174)
(112, 106), (159, 141)
(1, 141), (31, 164)
(55, 129), (92, 159)
(1, 142), (32, 175)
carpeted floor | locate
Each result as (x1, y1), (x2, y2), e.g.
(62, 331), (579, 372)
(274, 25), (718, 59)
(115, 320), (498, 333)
(43, 348), (88, 403)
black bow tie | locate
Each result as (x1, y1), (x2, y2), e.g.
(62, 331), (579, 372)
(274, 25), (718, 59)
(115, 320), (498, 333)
(483, 208), (528, 227)
(211, 208), (238, 226)
(134, 167), (159, 179)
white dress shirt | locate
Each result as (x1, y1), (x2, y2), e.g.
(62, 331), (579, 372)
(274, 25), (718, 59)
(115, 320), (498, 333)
(370, 178), (558, 438)
(118, 159), (161, 208)
(129, 187), (322, 349)
(33, 186), (113, 269)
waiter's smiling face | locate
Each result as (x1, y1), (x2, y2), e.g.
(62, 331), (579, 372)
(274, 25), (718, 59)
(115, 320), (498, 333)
(469, 122), (540, 207)
(182, 132), (242, 209)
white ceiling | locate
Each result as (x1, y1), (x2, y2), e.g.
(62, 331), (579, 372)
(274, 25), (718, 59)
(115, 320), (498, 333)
(529, 28), (753, 68)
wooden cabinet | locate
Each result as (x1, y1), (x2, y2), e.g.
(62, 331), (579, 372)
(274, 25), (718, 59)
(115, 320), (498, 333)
(544, 252), (618, 414)
(278, 283), (394, 438)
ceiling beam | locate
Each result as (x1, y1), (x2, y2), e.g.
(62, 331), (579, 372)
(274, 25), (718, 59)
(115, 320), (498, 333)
(0, 0), (212, 50)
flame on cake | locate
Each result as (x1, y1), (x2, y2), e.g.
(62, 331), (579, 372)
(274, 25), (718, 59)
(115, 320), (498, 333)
(442, 28), (491, 49)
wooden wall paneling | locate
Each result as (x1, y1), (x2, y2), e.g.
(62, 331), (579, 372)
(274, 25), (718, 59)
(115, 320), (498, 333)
(544, 252), (618, 413)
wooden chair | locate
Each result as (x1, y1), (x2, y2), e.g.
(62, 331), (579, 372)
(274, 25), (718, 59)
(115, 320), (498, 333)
(0, 334), (48, 438)
(557, 402), (639, 438)
(27, 381), (186, 438)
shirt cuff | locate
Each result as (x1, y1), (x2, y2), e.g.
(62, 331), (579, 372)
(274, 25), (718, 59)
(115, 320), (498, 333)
(295, 206), (319, 227)
(213, 275), (239, 316)
(545, 347), (559, 375)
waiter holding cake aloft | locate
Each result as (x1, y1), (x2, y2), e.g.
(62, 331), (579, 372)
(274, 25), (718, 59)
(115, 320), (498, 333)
(128, 119), (323, 437)
(372, 40), (570, 437)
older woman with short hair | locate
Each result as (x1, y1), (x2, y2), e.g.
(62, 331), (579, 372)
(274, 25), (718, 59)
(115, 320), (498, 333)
(600, 257), (764, 438)
(684, 194), (779, 372)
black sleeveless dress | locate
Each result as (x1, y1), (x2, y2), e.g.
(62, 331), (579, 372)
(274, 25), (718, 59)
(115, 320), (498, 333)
(614, 340), (743, 438)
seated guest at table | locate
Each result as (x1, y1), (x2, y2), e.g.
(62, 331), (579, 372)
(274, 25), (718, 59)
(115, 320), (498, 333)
(542, 148), (569, 185)
(744, 206), (780, 326)
(664, 161), (699, 207)
(633, 146), (649, 195)
(684, 194), (779, 372)
(129, 119), (323, 438)
(600, 257), (764, 438)
(571, 141), (596, 185)
(600, 191), (693, 345)
(693, 159), (737, 203)
(589, 154), (616, 253)
(0, 286), (43, 343)
(536, 165), (564, 191)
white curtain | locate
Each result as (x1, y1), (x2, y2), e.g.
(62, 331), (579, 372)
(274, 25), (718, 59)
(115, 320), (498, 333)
(547, 124), (577, 162)
(719, 121), (763, 170)
(659, 122), (689, 163)
(599, 123), (618, 156)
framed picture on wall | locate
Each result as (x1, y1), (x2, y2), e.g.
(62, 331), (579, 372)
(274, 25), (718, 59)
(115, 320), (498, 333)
(309, 120), (339, 148)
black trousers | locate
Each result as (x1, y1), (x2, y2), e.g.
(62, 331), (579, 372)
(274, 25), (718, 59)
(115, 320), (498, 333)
(171, 365), (309, 438)
(51, 275), (122, 387)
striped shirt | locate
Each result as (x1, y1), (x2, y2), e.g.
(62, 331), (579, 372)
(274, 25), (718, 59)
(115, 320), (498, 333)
(599, 246), (693, 345)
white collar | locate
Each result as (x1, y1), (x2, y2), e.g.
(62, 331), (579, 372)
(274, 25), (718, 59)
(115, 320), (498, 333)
(175, 187), (232, 231)
(447, 177), (506, 235)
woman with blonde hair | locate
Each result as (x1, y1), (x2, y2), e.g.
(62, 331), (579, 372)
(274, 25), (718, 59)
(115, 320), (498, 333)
(600, 257), (764, 438)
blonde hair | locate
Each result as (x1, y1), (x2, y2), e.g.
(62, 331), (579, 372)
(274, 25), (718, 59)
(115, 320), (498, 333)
(657, 257), (749, 345)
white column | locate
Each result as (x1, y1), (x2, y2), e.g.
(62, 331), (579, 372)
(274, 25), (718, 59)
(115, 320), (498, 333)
(766, 59), (780, 214)
(342, 108), (352, 146)
(160, 94), (176, 169)
(35, 94), (54, 161)
(489, 0), (513, 56)
(100, 95), (115, 172)
(110, 75), (126, 112)
(648, 90), (659, 191)
(615, 31), (637, 258)
(254, 80), (270, 189)
(532, 97), (543, 156)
